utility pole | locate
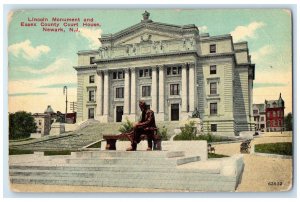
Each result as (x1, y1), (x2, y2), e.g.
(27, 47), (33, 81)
(63, 86), (68, 123)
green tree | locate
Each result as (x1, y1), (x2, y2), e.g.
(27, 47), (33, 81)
(9, 111), (37, 140)
(284, 113), (293, 131)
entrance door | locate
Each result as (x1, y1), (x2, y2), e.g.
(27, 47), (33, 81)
(171, 104), (179, 121)
(116, 106), (124, 122)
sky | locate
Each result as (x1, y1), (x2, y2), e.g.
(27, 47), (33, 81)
(7, 9), (293, 115)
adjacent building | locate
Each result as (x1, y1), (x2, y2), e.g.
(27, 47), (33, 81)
(253, 93), (285, 132)
(74, 11), (255, 136)
(253, 104), (266, 131)
(265, 93), (285, 132)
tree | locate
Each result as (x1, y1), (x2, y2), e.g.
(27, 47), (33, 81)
(9, 111), (37, 140)
(284, 113), (293, 131)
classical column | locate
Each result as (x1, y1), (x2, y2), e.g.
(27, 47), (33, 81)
(96, 70), (103, 117)
(151, 66), (158, 113)
(124, 68), (130, 115)
(158, 65), (165, 114)
(181, 64), (188, 112)
(130, 68), (136, 115)
(103, 70), (109, 116)
(189, 63), (195, 112)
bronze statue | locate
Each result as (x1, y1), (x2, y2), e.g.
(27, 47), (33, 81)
(126, 100), (157, 151)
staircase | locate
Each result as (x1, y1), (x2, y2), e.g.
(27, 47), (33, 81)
(9, 151), (243, 192)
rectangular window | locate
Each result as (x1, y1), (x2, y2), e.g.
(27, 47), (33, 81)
(88, 108), (94, 119)
(260, 116), (264, 121)
(139, 70), (143, 77)
(172, 67), (177, 75)
(210, 65), (217, 74)
(113, 72), (117, 79)
(90, 57), (95, 64)
(142, 86), (151, 97)
(89, 75), (95, 83)
(210, 44), (216, 53)
(167, 67), (171, 75)
(273, 111), (276, 117)
(267, 112), (270, 117)
(116, 87), (124, 98)
(145, 69), (149, 77)
(170, 84), (180, 95)
(118, 71), (124, 79)
(277, 111), (280, 117)
(89, 90), (95, 102)
(210, 82), (217, 95)
(211, 124), (217, 132)
(210, 103), (218, 115)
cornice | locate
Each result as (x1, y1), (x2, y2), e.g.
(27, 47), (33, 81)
(94, 50), (198, 64)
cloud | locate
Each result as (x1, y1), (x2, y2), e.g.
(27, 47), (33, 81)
(198, 26), (208, 33)
(17, 58), (72, 74)
(8, 40), (50, 60)
(9, 73), (77, 113)
(7, 11), (14, 28)
(9, 92), (48, 96)
(39, 83), (77, 89)
(251, 45), (273, 62)
(231, 21), (265, 42)
(254, 82), (287, 88)
(78, 27), (102, 49)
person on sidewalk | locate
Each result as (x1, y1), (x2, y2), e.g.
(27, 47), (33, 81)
(126, 100), (157, 151)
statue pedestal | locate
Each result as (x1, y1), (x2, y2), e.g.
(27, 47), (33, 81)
(50, 123), (65, 136)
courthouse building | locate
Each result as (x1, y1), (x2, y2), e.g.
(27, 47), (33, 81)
(74, 11), (255, 136)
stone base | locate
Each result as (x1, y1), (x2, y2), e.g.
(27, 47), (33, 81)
(50, 123), (65, 136)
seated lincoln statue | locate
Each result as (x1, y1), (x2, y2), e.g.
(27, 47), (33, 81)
(126, 100), (158, 151)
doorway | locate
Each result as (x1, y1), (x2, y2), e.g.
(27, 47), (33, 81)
(171, 104), (179, 121)
(116, 106), (124, 122)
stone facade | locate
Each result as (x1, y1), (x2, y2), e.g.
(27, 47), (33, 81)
(74, 12), (255, 136)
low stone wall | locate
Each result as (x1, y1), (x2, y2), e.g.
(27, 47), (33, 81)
(101, 140), (208, 161)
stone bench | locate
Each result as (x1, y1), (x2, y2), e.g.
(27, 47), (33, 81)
(103, 128), (162, 151)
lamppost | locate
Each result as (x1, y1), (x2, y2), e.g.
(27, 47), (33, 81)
(63, 86), (68, 123)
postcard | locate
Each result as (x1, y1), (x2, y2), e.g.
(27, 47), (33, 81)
(7, 8), (293, 193)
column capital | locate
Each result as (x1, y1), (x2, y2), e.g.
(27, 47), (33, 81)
(124, 68), (130, 74)
(96, 70), (103, 76)
(158, 65), (164, 71)
(103, 69), (109, 75)
(130, 67), (136, 73)
(152, 66), (158, 71)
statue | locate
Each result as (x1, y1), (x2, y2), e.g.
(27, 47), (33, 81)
(192, 108), (200, 118)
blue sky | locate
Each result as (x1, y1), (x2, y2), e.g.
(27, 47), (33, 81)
(8, 9), (292, 114)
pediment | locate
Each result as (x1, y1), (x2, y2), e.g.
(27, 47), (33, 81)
(100, 21), (199, 47)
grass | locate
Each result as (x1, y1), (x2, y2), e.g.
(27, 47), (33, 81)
(255, 142), (292, 156)
(9, 149), (73, 155)
(87, 141), (102, 148)
(174, 134), (234, 142)
(9, 149), (34, 155)
(9, 138), (34, 142)
(44, 150), (72, 156)
(208, 153), (229, 158)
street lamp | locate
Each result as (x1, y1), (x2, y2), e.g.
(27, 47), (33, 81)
(63, 86), (68, 123)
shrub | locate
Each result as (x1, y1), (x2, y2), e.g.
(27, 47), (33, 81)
(174, 121), (196, 140)
(158, 126), (168, 141)
(9, 111), (37, 140)
(118, 118), (134, 133)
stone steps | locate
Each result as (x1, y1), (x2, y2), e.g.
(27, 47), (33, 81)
(10, 175), (236, 192)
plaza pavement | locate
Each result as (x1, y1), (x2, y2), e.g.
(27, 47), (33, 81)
(10, 131), (293, 193)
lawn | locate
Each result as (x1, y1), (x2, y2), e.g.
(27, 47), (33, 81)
(208, 153), (229, 158)
(9, 149), (74, 155)
(255, 142), (292, 156)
